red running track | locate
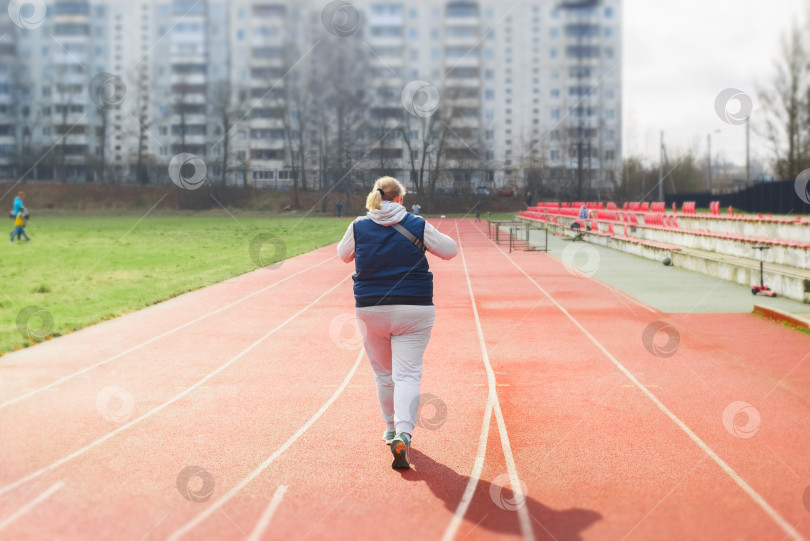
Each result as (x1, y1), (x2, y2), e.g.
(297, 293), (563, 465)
(0, 219), (808, 540)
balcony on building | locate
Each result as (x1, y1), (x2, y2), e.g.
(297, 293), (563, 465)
(250, 46), (286, 67)
(369, 4), (405, 26)
(445, 2), (480, 25)
(172, 0), (206, 17)
(368, 25), (404, 47)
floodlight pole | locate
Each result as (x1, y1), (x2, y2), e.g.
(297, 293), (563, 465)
(658, 130), (664, 202)
(746, 118), (751, 184)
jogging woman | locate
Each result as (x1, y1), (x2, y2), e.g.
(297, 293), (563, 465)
(337, 176), (457, 469)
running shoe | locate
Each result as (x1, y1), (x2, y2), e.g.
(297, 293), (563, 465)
(390, 432), (411, 469)
(382, 430), (396, 445)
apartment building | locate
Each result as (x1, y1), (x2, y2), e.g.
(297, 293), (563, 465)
(1, 0), (621, 197)
(0, 0), (16, 178)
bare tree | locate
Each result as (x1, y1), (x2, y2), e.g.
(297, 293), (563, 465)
(13, 68), (45, 180)
(311, 33), (369, 212)
(759, 18), (810, 179)
(125, 66), (154, 185)
(281, 68), (309, 208)
(210, 80), (249, 187)
(398, 111), (444, 199)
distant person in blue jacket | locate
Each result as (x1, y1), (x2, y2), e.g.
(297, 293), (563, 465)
(11, 191), (24, 218)
(337, 176), (457, 469)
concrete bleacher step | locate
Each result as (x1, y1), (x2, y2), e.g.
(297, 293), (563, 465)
(516, 215), (810, 303)
(672, 246), (810, 303)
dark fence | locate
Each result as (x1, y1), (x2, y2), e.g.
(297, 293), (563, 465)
(666, 178), (810, 215)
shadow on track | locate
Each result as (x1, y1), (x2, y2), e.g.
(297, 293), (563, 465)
(399, 450), (602, 540)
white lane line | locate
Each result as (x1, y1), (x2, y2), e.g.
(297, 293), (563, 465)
(246, 485), (288, 541)
(0, 482), (64, 531)
(0, 275), (351, 499)
(479, 225), (807, 541)
(168, 348), (365, 540)
(0, 255), (337, 411)
(442, 403), (493, 541)
(443, 221), (535, 541)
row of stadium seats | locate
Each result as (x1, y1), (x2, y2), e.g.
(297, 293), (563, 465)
(519, 207), (810, 251)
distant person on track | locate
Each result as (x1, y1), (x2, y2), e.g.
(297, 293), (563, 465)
(337, 176), (457, 469)
(475, 209), (481, 222)
(336, 201), (343, 218)
(9, 208), (30, 243)
(412, 203), (421, 216)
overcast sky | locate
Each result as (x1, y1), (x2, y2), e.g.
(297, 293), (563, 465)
(623, 0), (807, 172)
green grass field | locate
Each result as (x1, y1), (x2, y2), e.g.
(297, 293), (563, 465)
(0, 214), (350, 354)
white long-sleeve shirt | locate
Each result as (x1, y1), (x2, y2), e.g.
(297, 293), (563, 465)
(337, 201), (458, 262)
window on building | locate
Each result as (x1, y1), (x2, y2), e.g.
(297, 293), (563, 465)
(485, 89), (494, 100)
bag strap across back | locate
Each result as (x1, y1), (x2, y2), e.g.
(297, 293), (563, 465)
(391, 223), (427, 254)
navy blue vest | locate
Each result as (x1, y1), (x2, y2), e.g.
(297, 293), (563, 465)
(352, 213), (433, 307)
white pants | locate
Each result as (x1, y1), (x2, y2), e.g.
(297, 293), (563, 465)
(356, 305), (436, 437)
